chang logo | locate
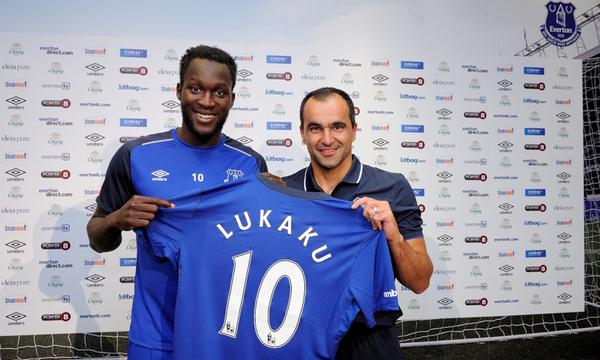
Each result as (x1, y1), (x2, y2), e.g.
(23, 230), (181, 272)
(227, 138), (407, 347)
(48, 62), (64, 74)
(470, 265), (483, 277)
(306, 55), (320, 67)
(88, 292), (103, 305)
(272, 104), (286, 116)
(469, 141), (482, 152)
(341, 73), (354, 85)
(237, 86), (251, 99)
(48, 275), (63, 288)
(407, 171), (419, 183)
(438, 61), (450, 72)
(9, 43), (24, 56)
(468, 78), (481, 90)
(164, 49), (178, 61)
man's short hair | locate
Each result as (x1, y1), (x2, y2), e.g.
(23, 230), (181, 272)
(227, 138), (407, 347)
(179, 45), (237, 90)
(299, 87), (356, 128)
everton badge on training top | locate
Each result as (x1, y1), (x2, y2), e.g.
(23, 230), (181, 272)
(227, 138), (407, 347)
(540, 2), (581, 47)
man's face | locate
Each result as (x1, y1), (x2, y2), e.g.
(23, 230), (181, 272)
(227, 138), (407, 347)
(177, 58), (235, 146)
(300, 94), (356, 172)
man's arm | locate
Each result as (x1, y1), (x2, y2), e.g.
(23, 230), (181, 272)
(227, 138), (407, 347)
(87, 195), (174, 253)
(352, 197), (433, 294)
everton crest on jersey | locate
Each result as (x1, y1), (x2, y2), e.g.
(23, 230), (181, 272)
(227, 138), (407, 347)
(144, 174), (399, 359)
(540, 2), (581, 47)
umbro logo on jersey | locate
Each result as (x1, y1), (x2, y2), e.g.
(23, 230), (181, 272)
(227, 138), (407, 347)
(151, 169), (169, 182)
(383, 288), (398, 298)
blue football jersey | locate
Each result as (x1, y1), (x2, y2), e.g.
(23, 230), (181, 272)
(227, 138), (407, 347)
(144, 174), (399, 359)
(97, 129), (266, 350)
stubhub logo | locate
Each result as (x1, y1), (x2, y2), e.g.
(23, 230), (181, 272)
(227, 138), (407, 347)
(525, 189), (546, 197)
(524, 128), (545, 136)
(266, 55), (292, 64)
(266, 121), (292, 130)
(401, 124), (424, 133)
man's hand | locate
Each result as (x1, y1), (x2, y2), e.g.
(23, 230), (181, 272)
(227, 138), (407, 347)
(352, 197), (400, 241)
(109, 195), (175, 231)
(261, 172), (287, 187)
(87, 196), (173, 253)
(352, 196), (432, 294)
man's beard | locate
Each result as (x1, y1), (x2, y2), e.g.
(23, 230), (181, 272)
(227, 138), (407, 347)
(181, 103), (228, 145)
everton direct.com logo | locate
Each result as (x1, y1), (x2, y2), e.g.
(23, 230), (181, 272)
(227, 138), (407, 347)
(540, 2), (581, 47)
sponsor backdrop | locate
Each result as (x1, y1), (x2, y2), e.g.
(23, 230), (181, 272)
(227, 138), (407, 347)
(0, 32), (583, 336)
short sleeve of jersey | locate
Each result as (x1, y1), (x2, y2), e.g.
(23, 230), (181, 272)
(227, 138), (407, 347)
(390, 173), (423, 241)
(348, 231), (399, 327)
(142, 207), (183, 268)
(96, 142), (135, 213)
(223, 135), (268, 173)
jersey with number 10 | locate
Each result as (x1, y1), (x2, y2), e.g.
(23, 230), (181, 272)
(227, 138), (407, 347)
(97, 129), (266, 350)
(145, 174), (399, 359)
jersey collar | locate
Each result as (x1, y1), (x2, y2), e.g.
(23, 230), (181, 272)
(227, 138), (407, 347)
(303, 155), (363, 192)
(171, 128), (225, 150)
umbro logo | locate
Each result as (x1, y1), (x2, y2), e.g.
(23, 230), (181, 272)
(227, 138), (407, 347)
(162, 100), (179, 109)
(498, 141), (513, 149)
(437, 171), (452, 180)
(497, 79), (513, 88)
(151, 169), (169, 182)
(85, 274), (105, 283)
(237, 69), (253, 78)
(6, 96), (26, 106)
(436, 108), (452, 117)
(372, 74), (389, 83)
(85, 63), (105, 72)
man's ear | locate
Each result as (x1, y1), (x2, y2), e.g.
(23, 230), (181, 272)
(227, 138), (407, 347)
(299, 125), (306, 144)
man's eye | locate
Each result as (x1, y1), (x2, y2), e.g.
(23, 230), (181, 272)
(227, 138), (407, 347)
(215, 89), (225, 96)
(191, 86), (201, 93)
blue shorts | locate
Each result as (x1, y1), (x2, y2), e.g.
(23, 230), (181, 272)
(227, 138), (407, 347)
(127, 341), (174, 360)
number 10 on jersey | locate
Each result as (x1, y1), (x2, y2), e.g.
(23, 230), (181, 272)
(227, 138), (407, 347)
(219, 251), (306, 348)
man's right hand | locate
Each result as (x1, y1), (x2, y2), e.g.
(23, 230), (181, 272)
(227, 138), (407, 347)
(87, 196), (173, 252)
(109, 195), (175, 231)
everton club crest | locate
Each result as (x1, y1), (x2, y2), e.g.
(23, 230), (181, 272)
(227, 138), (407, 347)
(540, 2), (581, 47)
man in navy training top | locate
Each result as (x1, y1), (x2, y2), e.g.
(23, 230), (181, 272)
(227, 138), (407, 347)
(284, 87), (433, 359)
(86, 45), (267, 359)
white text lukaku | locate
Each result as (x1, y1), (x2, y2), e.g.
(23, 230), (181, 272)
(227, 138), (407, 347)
(216, 209), (332, 263)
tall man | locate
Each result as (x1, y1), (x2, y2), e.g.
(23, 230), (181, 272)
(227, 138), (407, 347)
(87, 45), (267, 359)
(284, 87), (432, 359)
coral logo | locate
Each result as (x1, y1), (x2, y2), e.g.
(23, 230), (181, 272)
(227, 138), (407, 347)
(266, 55), (291, 64)
(120, 48), (147, 58)
(401, 61), (424, 70)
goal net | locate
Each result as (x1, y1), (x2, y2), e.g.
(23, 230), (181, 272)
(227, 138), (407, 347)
(400, 56), (600, 346)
